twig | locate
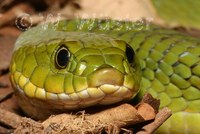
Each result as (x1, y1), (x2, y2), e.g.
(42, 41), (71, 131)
(136, 107), (172, 134)
(0, 90), (13, 103)
(0, 108), (22, 128)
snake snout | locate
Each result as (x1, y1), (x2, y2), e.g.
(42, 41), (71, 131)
(87, 67), (124, 87)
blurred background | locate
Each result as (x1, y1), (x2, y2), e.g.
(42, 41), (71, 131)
(1, 0), (200, 31)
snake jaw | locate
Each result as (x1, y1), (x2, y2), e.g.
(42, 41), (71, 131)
(84, 66), (138, 103)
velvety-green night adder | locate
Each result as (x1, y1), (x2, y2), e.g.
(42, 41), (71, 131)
(10, 19), (200, 133)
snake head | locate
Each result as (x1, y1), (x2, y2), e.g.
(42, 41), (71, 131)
(10, 31), (141, 116)
(53, 35), (141, 105)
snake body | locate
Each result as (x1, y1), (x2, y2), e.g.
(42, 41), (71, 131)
(10, 19), (200, 133)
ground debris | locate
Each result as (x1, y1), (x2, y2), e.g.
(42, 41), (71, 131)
(0, 93), (171, 134)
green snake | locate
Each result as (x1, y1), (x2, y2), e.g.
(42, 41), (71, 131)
(10, 19), (200, 133)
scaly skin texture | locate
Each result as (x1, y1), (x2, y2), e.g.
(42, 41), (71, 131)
(10, 19), (200, 133)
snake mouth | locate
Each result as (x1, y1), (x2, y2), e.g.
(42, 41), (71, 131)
(11, 64), (136, 110)
(87, 67), (124, 87)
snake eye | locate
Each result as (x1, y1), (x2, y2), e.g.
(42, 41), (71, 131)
(126, 45), (135, 63)
(55, 45), (70, 69)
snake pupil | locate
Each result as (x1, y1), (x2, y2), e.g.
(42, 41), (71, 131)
(56, 46), (70, 69)
(126, 45), (135, 63)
